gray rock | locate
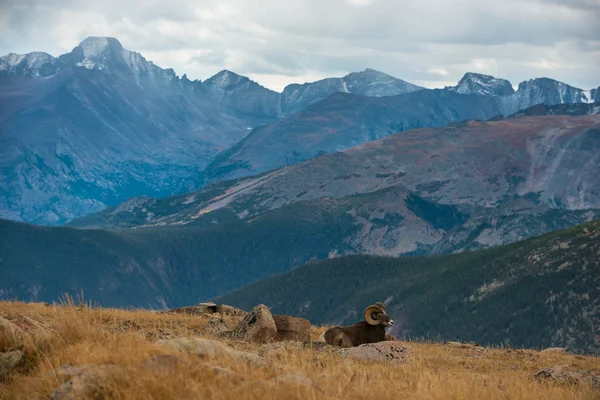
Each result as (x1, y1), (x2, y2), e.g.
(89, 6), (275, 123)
(0, 350), (24, 381)
(534, 366), (600, 388)
(226, 304), (277, 343)
(169, 302), (218, 316)
(337, 341), (410, 363)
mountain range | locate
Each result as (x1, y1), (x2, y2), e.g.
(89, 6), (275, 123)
(73, 110), (600, 257)
(2, 110), (597, 308)
(1, 36), (599, 224)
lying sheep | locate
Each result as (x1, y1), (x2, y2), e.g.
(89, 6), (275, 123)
(319, 302), (394, 348)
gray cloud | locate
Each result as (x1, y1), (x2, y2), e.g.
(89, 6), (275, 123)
(0, 0), (598, 91)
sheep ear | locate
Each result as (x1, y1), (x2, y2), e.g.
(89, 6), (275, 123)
(375, 302), (386, 310)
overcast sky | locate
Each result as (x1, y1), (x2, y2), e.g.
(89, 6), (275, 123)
(1, 0), (599, 91)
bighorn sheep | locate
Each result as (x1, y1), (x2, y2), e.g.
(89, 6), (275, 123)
(319, 302), (394, 348)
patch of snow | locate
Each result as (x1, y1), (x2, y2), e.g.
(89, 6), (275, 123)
(582, 90), (593, 104)
(341, 79), (350, 93)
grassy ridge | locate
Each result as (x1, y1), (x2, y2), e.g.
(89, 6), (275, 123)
(1, 300), (599, 399)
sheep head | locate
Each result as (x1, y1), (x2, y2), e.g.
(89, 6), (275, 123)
(363, 302), (393, 327)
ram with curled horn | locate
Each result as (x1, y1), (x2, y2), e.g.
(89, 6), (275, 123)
(318, 302), (394, 348)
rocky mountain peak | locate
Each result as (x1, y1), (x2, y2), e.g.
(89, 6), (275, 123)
(78, 37), (124, 58)
(452, 72), (515, 96)
(0, 52), (61, 77)
(204, 69), (249, 89)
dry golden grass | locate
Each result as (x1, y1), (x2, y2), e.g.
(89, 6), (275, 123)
(1, 299), (599, 400)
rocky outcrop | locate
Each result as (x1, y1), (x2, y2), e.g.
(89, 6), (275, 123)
(337, 341), (410, 363)
(273, 315), (311, 342)
(534, 366), (600, 388)
(169, 302), (218, 316)
(226, 305), (277, 343)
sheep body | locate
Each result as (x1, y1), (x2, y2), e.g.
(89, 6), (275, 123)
(323, 321), (387, 348)
(321, 302), (394, 348)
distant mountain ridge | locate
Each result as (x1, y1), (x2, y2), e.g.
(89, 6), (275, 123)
(72, 113), (600, 258)
(0, 37), (427, 225)
(1, 37), (599, 224)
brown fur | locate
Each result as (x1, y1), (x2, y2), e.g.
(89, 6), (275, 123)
(323, 303), (394, 348)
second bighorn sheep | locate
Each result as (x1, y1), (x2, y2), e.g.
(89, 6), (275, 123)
(319, 302), (394, 348)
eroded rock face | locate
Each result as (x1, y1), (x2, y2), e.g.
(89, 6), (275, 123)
(273, 315), (312, 342)
(337, 341), (410, 363)
(534, 366), (600, 388)
(227, 305), (277, 343)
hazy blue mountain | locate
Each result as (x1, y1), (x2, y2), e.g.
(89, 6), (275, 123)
(280, 68), (424, 116)
(72, 113), (600, 258)
(205, 73), (599, 184)
(0, 38), (428, 225)
(0, 37), (280, 225)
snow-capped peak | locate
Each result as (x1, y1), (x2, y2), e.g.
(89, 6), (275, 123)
(451, 72), (515, 97)
(65, 36), (177, 83)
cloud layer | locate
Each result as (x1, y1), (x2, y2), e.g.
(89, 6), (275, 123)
(1, 0), (599, 91)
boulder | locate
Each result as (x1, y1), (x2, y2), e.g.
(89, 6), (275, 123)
(337, 341), (410, 363)
(217, 304), (247, 317)
(534, 366), (600, 388)
(273, 315), (311, 342)
(0, 350), (24, 381)
(201, 317), (230, 337)
(169, 302), (218, 316)
(227, 305), (277, 343)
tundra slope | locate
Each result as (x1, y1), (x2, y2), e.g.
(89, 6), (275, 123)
(73, 113), (600, 256)
(216, 219), (600, 356)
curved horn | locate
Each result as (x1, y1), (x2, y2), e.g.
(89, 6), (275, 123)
(363, 304), (384, 326)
